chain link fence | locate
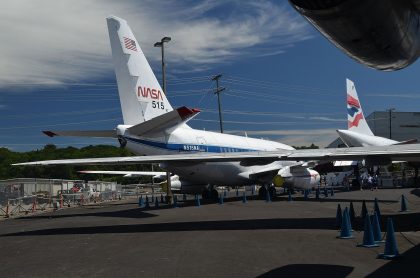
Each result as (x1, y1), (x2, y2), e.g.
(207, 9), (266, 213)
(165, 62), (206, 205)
(0, 178), (118, 218)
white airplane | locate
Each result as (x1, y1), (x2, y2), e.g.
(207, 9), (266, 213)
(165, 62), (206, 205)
(35, 16), (321, 199)
(337, 79), (416, 147)
(16, 17), (420, 195)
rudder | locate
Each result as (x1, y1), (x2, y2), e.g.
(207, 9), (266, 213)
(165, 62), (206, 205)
(346, 79), (374, 136)
(107, 16), (173, 125)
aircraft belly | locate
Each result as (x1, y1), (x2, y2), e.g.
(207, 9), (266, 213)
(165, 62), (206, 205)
(126, 141), (174, 156)
(167, 162), (250, 186)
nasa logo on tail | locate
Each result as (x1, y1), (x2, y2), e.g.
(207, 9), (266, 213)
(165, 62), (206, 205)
(347, 93), (363, 128)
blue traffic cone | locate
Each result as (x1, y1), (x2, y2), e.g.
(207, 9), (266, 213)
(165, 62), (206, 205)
(335, 204), (342, 229)
(266, 189), (271, 202)
(400, 194), (408, 212)
(219, 193), (224, 205)
(242, 192), (247, 203)
(160, 194), (164, 203)
(304, 189), (308, 199)
(145, 196), (150, 208)
(345, 205), (353, 231)
(374, 198), (381, 221)
(349, 201), (355, 224)
(236, 188), (239, 197)
(316, 188), (320, 199)
(378, 218), (400, 259)
(358, 213), (379, 248)
(195, 194), (201, 207)
(138, 195), (144, 207)
(338, 207), (354, 239)
(371, 211), (383, 243)
(361, 200), (368, 220)
(330, 187), (335, 196)
(154, 197), (159, 209)
(172, 195), (178, 208)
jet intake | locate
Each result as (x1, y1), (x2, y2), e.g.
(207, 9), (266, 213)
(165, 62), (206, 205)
(289, 0), (420, 70)
(276, 166), (320, 190)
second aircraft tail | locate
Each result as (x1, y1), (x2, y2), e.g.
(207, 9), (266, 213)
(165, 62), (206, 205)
(346, 78), (374, 136)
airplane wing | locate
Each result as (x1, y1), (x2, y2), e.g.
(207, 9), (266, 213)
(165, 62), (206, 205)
(78, 170), (167, 177)
(12, 143), (420, 166)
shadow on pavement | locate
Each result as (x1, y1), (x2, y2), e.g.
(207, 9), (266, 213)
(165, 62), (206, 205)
(0, 217), (337, 237)
(2, 211), (420, 237)
(17, 207), (157, 220)
(366, 244), (420, 278)
(256, 264), (354, 278)
(410, 188), (420, 198)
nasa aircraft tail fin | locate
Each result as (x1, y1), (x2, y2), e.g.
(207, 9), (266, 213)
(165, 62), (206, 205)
(346, 78), (374, 136)
(106, 16), (173, 125)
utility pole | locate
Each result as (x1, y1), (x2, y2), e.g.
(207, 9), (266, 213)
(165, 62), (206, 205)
(387, 108), (395, 139)
(154, 37), (172, 204)
(212, 74), (225, 133)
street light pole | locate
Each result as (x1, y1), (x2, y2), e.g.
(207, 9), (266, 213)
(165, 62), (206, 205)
(387, 108), (395, 139)
(154, 36), (172, 204)
(212, 74), (225, 133)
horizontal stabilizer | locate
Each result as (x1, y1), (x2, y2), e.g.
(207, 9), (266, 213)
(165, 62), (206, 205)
(43, 130), (116, 138)
(392, 139), (418, 145)
(127, 106), (200, 136)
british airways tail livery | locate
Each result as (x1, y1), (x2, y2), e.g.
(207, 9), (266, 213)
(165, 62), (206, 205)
(41, 16), (321, 198)
(337, 79), (404, 147)
(346, 79), (374, 136)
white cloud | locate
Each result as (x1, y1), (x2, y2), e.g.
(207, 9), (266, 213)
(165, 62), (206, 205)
(309, 116), (346, 122)
(0, 0), (311, 86)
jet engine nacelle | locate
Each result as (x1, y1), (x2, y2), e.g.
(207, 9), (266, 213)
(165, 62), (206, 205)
(289, 0), (420, 70)
(168, 176), (207, 194)
(274, 166), (320, 190)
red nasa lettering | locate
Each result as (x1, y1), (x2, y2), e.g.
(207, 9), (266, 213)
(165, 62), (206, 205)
(137, 86), (163, 100)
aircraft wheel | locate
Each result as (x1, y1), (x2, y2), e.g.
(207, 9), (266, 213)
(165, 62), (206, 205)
(202, 189), (210, 200)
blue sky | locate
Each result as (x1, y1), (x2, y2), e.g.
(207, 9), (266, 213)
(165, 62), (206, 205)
(1, 0), (420, 151)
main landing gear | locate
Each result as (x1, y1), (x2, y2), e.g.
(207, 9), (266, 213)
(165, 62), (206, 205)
(202, 187), (219, 200)
(258, 185), (276, 200)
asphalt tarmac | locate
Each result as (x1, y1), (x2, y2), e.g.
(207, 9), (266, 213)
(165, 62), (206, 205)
(0, 188), (419, 278)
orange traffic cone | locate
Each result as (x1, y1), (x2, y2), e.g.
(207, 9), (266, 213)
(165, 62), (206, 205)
(5, 201), (9, 218)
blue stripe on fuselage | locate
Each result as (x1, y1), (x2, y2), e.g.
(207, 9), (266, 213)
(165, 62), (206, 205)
(124, 136), (257, 153)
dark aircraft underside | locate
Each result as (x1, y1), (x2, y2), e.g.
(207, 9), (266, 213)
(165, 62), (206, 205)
(289, 0), (420, 70)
